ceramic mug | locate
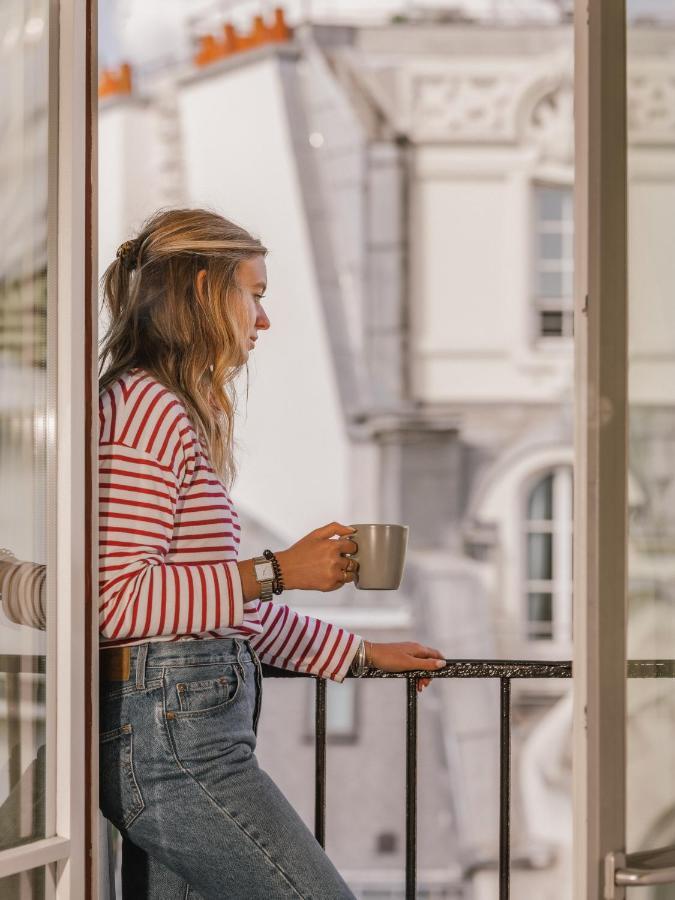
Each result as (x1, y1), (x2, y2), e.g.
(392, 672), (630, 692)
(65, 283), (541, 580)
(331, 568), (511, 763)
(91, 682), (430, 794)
(347, 524), (409, 590)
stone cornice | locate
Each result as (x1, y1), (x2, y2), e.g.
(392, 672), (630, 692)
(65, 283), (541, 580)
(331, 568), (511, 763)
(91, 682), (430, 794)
(349, 52), (675, 154)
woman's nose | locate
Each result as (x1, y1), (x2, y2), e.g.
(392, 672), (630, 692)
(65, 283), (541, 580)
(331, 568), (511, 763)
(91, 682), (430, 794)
(256, 307), (271, 330)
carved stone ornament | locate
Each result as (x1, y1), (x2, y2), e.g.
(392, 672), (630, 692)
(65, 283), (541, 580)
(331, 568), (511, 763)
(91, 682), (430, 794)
(407, 67), (531, 143)
(401, 59), (675, 150)
(522, 79), (574, 164)
(628, 68), (675, 146)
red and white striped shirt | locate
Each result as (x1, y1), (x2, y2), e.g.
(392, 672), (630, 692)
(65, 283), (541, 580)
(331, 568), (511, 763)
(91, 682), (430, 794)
(98, 369), (359, 681)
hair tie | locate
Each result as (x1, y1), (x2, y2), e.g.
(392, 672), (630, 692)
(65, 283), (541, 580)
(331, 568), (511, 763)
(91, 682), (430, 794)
(116, 238), (140, 271)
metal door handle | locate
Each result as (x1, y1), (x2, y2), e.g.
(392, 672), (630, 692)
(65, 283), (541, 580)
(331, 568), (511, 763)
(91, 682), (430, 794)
(606, 847), (675, 898)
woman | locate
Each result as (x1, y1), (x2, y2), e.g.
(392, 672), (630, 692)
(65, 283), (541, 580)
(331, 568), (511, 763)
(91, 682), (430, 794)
(98, 208), (445, 899)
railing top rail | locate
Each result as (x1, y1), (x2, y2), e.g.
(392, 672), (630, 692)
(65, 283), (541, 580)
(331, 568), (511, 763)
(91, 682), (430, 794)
(1, 654), (674, 679)
(262, 659), (675, 679)
(262, 659), (573, 679)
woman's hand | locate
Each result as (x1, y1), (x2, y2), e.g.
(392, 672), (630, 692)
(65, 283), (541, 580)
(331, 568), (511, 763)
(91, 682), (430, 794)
(275, 522), (358, 592)
(367, 641), (445, 693)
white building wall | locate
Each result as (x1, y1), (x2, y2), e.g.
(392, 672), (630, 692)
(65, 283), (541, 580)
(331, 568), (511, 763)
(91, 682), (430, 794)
(94, 20), (675, 896)
(98, 100), (165, 276)
(176, 56), (356, 542)
(409, 148), (573, 405)
(629, 170), (675, 405)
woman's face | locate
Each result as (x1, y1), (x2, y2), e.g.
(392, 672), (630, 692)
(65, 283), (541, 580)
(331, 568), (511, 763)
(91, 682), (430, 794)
(237, 255), (270, 355)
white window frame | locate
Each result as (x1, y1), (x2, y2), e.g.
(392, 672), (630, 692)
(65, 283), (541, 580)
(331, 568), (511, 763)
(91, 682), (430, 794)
(0, 0), (97, 894)
(532, 182), (575, 343)
(572, 0), (628, 896)
(523, 465), (573, 645)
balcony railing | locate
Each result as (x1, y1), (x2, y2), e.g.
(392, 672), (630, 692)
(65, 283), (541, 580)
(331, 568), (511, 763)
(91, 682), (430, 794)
(263, 659), (572, 900)
(2, 656), (675, 899)
(263, 658), (675, 900)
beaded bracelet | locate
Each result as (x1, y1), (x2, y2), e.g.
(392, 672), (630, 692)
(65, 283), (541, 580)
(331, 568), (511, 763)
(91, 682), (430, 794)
(263, 549), (285, 595)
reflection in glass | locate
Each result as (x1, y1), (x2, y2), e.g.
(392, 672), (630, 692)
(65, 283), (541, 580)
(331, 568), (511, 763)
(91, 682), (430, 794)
(0, 0), (51, 853)
(0, 864), (46, 900)
(625, 10), (675, 878)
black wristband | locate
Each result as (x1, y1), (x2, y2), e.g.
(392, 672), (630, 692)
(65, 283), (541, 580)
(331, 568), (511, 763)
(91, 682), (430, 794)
(263, 549), (285, 595)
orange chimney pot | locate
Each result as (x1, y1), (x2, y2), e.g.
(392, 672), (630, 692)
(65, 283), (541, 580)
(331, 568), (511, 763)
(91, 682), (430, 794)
(222, 23), (238, 55)
(270, 7), (291, 42)
(251, 14), (269, 47)
(98, 63), (133, 98)
(194, 33), (224, 67)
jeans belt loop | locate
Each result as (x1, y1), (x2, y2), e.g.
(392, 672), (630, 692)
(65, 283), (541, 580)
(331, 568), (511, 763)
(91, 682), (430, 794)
(135, 642), (148, 690)
(234, 638), (247, 682)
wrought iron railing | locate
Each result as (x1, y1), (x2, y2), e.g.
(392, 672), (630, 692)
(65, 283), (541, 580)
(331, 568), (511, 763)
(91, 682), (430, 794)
(262, 658), (675, 900)
(263, 659), (572, 900)
(3, 655), (675, 898)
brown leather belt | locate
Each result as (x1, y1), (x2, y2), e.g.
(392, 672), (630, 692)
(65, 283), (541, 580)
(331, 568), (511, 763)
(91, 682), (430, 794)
(100, 646), (131, 681)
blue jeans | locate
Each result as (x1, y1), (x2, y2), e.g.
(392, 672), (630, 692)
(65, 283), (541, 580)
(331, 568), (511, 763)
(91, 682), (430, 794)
(99, 638), (356, 899)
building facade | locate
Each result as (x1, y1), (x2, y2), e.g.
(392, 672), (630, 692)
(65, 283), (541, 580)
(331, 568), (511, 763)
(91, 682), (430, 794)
(93, 12), (675, 898)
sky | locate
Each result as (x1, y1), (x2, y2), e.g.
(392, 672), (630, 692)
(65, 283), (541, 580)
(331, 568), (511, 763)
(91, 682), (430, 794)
(99, 0), (675, 69)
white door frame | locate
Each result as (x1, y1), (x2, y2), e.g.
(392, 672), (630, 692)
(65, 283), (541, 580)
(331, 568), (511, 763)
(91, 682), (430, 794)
(54, 0), (98, 896)
(0, 1), (97, 895)
(573, 0), (629, 898)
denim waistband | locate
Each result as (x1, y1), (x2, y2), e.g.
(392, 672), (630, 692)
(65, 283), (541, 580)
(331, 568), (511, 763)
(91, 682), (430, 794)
(143, 637), (255, 667)
(104, 638), (257, 690)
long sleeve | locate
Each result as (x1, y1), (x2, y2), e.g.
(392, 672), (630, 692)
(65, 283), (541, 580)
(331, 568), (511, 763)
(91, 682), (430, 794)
(98, 442), (244, 642)
(0, 554), (46, 630)
(247, 599), (361, 682)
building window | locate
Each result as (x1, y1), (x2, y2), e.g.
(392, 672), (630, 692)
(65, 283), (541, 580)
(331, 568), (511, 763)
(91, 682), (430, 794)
(533, 186), (574, 339)
(306, 678), (358, 743)
(524, 466), (573, 641)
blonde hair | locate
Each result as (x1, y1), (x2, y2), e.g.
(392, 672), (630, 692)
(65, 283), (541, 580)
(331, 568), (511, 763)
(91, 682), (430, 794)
(99, 208), (267, 487)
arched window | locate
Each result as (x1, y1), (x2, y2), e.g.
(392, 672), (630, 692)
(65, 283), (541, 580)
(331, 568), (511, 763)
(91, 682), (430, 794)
(525, 466), (573, 641)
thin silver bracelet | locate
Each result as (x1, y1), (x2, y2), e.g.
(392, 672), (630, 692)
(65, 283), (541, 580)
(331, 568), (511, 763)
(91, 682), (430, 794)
(350, 639), (367, 677)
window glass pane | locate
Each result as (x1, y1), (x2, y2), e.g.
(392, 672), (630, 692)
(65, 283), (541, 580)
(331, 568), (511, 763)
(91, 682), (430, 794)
(527, 593), (553, 638)
(527, 533), (553, 580)
(0, 864), (47, 900)
(540, 310), (564, 337)
(537, 270), (564, 298)
(537, 187), (564, 221)
(535, 186), (573, 339)
(626, 9), (675, 862)
(538, 232), (564, 260)
(0, 0), (51, 851)
(527, 474), (554, 520)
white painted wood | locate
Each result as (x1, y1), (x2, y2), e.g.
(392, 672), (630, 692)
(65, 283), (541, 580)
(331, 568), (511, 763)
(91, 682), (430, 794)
(0, 837), (70, 879)
(54, 1), (89, 897)
(573, 1), (628, 898)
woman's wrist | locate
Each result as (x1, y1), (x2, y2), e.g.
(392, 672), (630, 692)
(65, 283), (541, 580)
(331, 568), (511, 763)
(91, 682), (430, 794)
(273, 550), (295, 590)
(236, 559), (265, 602)
(237, 552), (291, 602)
(263, 549), (285, 595)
